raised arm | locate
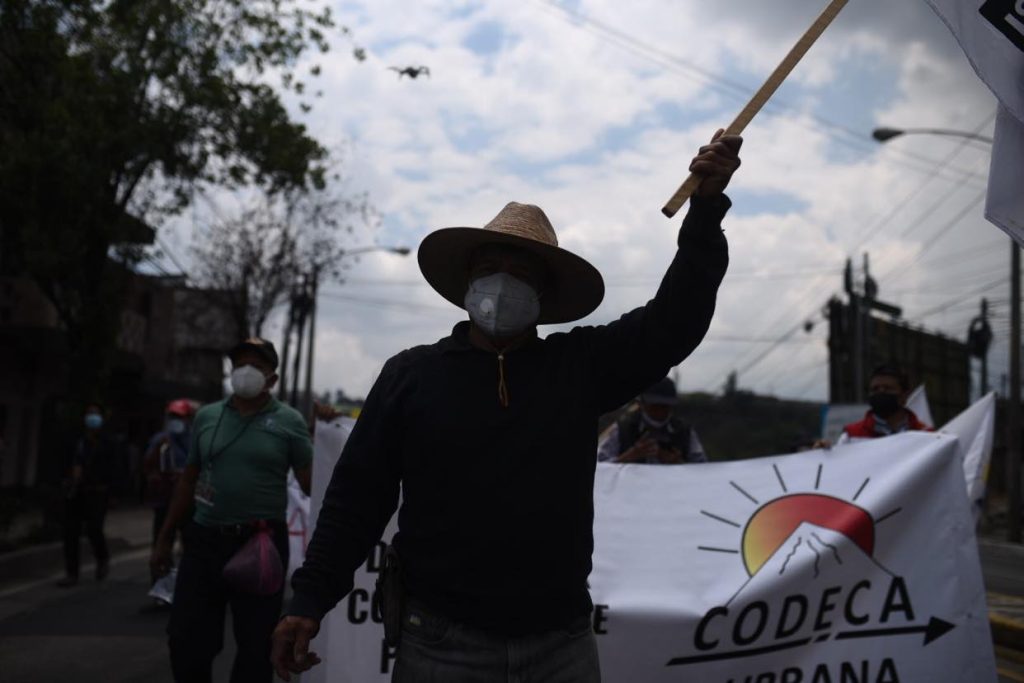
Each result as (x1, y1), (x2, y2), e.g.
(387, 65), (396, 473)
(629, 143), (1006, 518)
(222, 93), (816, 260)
(586, 132), (742, 413)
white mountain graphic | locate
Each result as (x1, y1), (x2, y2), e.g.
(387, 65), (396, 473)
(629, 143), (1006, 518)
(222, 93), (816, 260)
(723, 521), (896, 630)
(729, 521), (893, 607)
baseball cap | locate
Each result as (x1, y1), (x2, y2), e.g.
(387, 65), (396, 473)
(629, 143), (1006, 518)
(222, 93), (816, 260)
(640, 377), (678, 405)
(228, 337), (279, 370)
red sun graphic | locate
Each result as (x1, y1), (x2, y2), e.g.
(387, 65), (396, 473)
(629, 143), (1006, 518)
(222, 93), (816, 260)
(741, 493), (875, 576)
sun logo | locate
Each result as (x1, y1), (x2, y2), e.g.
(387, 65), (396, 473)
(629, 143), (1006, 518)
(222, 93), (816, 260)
(669, 462), (954, 680)
(696, 463), (899, 578)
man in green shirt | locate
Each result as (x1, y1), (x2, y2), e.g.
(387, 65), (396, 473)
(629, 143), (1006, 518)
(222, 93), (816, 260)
(151, 337), (313, 683)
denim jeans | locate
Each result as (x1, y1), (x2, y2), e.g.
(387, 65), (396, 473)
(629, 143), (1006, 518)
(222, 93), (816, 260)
(392, 600), (601, 683)
(166, 520), (288, 683)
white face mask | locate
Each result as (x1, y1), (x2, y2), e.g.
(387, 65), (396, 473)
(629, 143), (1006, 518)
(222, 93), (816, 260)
(230, 365), (267, 399)
(464, 273), (540, 339)
(642, 412), (670, 429)
(167, 418), (187, 435)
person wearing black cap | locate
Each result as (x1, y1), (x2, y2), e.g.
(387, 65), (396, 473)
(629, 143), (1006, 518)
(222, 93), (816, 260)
(597, 376), (707, 464)
(151, 337), (313, 683)
(273, 132), (742, 682)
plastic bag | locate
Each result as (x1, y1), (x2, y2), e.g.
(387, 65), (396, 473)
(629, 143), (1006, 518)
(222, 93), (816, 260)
(148, 567), (178, 605)
(222, 523), (284, 596)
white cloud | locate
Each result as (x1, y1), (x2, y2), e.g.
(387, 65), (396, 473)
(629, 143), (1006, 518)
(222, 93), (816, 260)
(155, 0), (1004, 404)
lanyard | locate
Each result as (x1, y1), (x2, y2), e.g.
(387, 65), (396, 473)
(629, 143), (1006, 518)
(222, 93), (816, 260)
(202, 403), (257, 467)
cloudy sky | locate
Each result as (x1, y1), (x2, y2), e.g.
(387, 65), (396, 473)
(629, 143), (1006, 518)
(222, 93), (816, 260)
(158, 0), (1004, 403)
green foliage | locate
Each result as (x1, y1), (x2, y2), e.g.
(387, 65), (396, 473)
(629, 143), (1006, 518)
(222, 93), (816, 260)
(0, 0), (346, 400)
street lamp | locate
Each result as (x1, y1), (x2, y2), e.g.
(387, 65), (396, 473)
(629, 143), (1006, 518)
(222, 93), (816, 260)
(874, 124), (1020, 543)
(871, 126), (994, 144)
(340, 245), (412, 257)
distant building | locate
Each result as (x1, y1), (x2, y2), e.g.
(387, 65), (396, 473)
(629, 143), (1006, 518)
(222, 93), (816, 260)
(0, 273), (240, 488)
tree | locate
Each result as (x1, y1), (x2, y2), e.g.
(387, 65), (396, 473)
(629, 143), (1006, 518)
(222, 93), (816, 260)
(0, 0), (349, 401)
(190, 177), (375, 339)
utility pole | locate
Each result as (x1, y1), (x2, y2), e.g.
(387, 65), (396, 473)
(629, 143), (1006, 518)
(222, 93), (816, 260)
(1009, 239), (1021, 543)
(302, 268), (319, 419)
(968, 298), (993, 397)
(290, 278), (310, 407)
(845, 259), (864, 402)
(278, 289), (297, 399)
(842, 254), (900, 402)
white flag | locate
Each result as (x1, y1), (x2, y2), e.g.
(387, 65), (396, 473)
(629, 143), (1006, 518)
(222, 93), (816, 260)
(905, 383), (935, 428)
(925, 0), (1024, 242)
(986, 104), (1024, 241)
(940, 392), (997, 518)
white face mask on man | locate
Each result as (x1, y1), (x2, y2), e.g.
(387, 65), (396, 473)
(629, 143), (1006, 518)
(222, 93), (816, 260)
(230, 365), (267, 399)
(464, 272), (541, 339)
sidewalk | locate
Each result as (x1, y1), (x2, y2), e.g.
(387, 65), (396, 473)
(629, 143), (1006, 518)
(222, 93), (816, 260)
(980, 537), (1024, 653)
(0, 505), (153, 591)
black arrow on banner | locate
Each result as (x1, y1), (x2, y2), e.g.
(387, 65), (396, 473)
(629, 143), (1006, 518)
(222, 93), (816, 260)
(666, 617), (955, 667)
(834, 616), (956, 646)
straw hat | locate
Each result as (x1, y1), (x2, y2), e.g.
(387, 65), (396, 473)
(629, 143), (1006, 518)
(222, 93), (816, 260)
(418, 202), (605, 324)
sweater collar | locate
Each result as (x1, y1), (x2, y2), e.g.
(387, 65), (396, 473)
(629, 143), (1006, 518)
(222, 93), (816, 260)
(439, 321), (539, 355)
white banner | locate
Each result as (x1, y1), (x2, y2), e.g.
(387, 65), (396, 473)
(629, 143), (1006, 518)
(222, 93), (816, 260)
(591, 433), (995, 682)
(286, 472), (310, 580)
(303, 425), (996, 682)
(304, 417), (397, 683)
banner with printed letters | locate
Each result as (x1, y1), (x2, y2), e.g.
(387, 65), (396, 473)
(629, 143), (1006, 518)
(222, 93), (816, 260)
(302, 422), (996, 682)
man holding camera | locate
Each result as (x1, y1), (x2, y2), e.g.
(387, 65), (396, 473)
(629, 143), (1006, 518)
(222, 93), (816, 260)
(597, 376), (707, 464)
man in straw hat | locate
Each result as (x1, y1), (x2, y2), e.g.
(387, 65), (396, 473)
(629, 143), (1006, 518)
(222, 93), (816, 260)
(273, 131), (742, 682)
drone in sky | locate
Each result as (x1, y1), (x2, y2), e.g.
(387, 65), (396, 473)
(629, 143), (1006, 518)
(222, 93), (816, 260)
(389, 65), (431, 79)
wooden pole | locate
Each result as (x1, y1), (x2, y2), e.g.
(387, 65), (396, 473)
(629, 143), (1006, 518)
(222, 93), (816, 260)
(661, 0), (849, 218)
(1009, 238), (1021, 543)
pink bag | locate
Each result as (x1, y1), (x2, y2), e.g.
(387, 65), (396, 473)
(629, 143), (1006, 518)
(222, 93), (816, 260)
(222, 522), (284, 595)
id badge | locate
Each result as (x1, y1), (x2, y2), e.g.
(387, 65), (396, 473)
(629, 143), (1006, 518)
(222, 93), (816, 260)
(194, 468), (216, 507)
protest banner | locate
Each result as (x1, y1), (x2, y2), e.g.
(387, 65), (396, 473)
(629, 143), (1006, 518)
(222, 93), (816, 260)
(590, 432), (995, 681)
(286, 472), (310, 580)
(925, 0), (1024, 243)
(302, 416), (995, 682)
(303, 417), (394, 683)
(939, 392), (997, 519)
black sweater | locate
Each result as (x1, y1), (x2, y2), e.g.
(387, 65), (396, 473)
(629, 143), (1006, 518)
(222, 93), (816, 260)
(289, 195), (731, 634)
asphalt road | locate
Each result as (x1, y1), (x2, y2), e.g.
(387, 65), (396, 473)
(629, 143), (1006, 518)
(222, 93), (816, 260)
(980, 540), (1024, 596)
(0, 551), (1020, 683)
(0, 552), (234, 683)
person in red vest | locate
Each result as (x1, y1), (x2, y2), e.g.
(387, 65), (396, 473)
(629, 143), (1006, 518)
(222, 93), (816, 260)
(842, 364), (931, 439)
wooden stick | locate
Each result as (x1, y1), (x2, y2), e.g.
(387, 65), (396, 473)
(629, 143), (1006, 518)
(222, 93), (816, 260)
(661, 0), (849, 218)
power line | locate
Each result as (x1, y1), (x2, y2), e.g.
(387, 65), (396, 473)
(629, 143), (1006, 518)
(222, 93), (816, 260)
(908, 276), (1008, 322)
(878, 189), (987, 282)
(734, 318), (818, 380)
(845, 111), (996, 253)
(533, 0), (989, 189)
(319, 290), (455, 313)
(140, 254), (174, 278)
(156, 236), (190, 278)
(705, 334), (820, 344)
